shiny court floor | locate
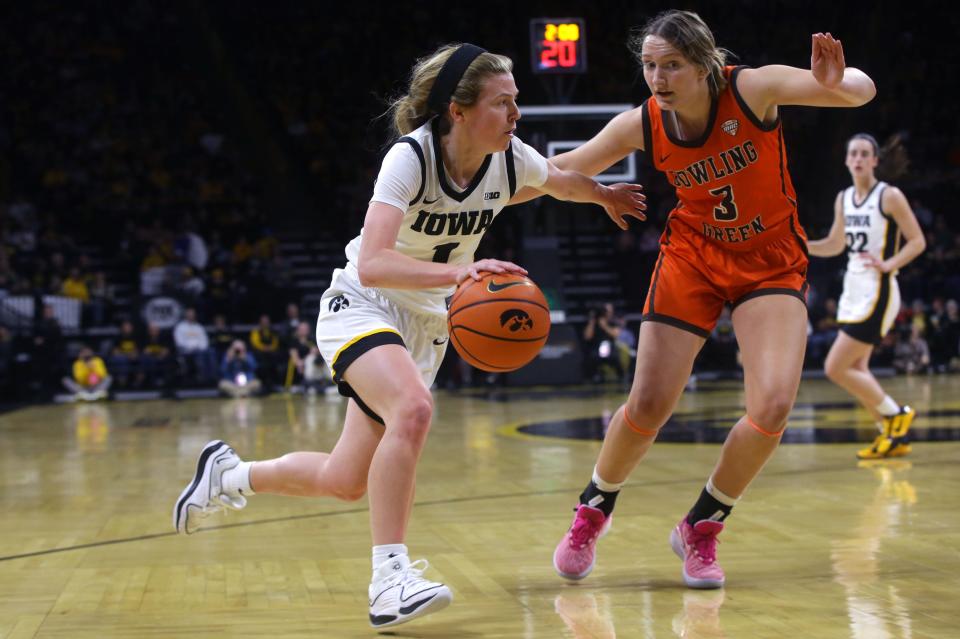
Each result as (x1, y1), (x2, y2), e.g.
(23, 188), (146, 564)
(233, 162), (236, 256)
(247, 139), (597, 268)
(2, 375), (959, 638)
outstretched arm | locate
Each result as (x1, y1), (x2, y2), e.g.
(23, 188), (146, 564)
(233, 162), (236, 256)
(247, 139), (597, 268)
(536, 162), (647, 230)
(807, 192), (847, 257)
(510, 107), (646, 205)
(736, 33), (876, 123)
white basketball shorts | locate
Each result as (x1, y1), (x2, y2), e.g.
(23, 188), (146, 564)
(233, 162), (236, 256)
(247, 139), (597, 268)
(837, 269), (900, 344)
(315, 269), (449, 421)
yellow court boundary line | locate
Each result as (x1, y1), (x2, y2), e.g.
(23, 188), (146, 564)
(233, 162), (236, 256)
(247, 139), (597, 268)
(496, 417), (607, 445)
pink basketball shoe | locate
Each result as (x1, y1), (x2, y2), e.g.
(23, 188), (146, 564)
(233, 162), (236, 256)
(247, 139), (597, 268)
(553, 505), (612, 580)
(669, 518), (725, 589)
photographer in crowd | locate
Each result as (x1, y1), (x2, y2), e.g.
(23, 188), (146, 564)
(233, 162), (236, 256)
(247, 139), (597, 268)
(582, 303), (629, 383)
(218, 339), (262, 398)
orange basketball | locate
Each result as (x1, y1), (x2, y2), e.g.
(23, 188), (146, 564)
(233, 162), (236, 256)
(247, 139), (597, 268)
(447, 272), (551, 372)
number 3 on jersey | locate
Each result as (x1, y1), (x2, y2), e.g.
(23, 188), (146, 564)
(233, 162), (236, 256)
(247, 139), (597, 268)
(709, 184), (739, 222)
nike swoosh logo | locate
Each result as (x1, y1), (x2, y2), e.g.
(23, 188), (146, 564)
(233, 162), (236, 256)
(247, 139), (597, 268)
(433, 338), (448, 346)
(369, 584), (396, 607)
(424, 197), (440, 204)
(369, 612), (398, 626)
(487, 280), (524, 293)
(399, 582), (443, 602)
(399, 593), (437, 614)
(659, 153), (672, 163)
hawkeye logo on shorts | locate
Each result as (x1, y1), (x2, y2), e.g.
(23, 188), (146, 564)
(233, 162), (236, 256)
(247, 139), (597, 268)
(328, 295), (349, 312)
(500, 309), (533, 332)
(721, 119), (739, 136)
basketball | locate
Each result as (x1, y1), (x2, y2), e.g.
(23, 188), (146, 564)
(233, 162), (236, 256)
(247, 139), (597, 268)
(447, 272), (551, 372)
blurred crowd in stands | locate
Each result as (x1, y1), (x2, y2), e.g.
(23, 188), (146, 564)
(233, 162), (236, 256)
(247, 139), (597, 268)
(0, 3), (958, 401)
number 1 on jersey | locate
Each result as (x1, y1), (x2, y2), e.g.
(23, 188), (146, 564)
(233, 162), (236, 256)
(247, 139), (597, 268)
(709, 184), (739, 222)
(431, 242), (460, 263)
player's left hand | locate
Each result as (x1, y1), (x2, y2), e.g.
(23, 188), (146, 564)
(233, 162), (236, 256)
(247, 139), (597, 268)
(860, 252), (891, 273)
(811, 32), (846, 89)
(599, 183), (647, 230)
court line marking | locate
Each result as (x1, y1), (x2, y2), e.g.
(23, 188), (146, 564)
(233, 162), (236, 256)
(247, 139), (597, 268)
(1, 457), (954, 563)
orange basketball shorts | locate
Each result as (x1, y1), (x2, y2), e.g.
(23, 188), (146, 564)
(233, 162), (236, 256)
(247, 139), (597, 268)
(641, 219), (809, 337)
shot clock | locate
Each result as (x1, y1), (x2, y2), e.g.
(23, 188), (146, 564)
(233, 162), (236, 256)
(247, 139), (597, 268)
(530, 18), (586, 74)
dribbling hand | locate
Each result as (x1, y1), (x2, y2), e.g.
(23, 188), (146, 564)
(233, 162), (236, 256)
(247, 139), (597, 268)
(599, 183), (647, 230)
(811, 32), (846, 89)
(455, 259), (528, 285)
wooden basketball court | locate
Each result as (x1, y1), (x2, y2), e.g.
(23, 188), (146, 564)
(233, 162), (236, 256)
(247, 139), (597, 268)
(2, 375), (959, 638)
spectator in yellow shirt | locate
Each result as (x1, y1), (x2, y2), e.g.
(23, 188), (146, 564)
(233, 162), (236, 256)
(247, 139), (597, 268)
(62, 346), (112, 401)
(249, 314), (280, 391)
(140, 241), (168, 271)
(61, 267), (90, 303)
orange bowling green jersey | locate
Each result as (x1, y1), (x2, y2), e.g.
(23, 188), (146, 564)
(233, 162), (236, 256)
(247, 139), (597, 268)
(642, 65), (807, 252)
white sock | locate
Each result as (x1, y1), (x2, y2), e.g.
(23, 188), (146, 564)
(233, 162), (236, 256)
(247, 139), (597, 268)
(592, 466), (625, 492)
(372, 544), (408, 571)
(706, 477), (739, 507)
(221, 461), (255, 495)
(875, 395), (900, 417)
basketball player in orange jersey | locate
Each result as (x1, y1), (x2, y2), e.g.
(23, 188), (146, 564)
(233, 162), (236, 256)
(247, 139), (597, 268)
(172, 43), (645, 628)
(807, 134), (925, 459)
(534, 10), (876, 588)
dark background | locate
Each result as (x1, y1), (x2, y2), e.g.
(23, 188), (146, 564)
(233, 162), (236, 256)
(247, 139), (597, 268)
(2, 0), (959, 395)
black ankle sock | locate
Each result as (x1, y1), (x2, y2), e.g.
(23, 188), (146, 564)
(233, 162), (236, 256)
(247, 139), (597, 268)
(686, 487), (733, 524)
(579, 481), (619, 517)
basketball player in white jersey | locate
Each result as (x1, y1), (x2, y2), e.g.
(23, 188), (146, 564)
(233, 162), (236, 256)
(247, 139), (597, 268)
(172, 43), (646, 628)
(807, 133), (925, 459)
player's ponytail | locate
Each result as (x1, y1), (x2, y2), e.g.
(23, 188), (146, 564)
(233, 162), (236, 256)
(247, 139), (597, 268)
(628, 10), (732, 99)
(849, 132), (910, 181)
(877, 134), (909, 181)
(387, 44), (513, 138)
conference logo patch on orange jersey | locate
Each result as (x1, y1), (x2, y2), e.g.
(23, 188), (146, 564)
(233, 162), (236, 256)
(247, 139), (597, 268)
(721, 119), (739, 136)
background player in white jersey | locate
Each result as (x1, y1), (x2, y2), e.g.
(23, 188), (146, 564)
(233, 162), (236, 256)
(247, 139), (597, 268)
(808, 133), (925, 458)
(173, 43), (646, 628)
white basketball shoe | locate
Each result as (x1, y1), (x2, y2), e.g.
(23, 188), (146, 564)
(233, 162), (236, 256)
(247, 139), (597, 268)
(173, 440), (248, 534)
(368, 554), (453, 628)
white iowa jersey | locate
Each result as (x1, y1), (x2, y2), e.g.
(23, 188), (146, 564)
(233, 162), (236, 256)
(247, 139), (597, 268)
(338, 118), (549, 316)
(837, 181), (901, 326)
(842, 181), (900, 275)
